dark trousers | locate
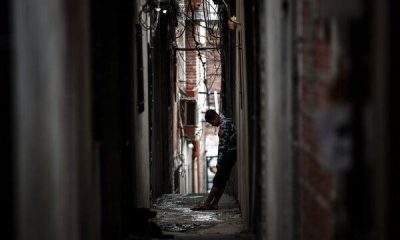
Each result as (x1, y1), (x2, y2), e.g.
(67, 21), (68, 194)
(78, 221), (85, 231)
(212, 150), (237, 187)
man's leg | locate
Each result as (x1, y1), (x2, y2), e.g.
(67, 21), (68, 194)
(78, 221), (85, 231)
(202, 185), (220, 207)
(209, 184), (225, 208)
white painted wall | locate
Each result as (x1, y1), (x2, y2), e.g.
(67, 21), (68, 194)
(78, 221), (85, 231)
(133, 0), (151, 208)
(235, 0), (250, 228)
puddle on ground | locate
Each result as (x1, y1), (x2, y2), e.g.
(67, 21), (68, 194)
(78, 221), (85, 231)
(191, 213), (223, 222)
(152, 194), (242, 234)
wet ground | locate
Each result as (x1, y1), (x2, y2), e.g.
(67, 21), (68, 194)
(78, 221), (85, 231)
(151, 193), (254, 240)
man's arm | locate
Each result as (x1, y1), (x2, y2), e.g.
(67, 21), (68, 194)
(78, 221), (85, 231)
(217, 144), (225, 168)
(217, 125), (229, 167)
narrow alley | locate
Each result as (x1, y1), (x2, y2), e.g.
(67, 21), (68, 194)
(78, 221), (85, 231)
(2, 0), (399, 240)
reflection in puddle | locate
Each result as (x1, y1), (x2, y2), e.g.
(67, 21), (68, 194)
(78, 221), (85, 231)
(192, 213), (222, 222)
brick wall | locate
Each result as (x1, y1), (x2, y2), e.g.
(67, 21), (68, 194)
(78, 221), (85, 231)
(296, 1), (335, 239)
(185, 22), (199, 91)
(184, 20), (221, 95)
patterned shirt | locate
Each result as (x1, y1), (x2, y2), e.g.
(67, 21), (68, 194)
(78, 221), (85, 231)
(217, 116), (237, 166)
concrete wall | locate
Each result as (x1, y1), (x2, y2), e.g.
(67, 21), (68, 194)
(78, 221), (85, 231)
(259, 0), (295, 239)
(150, 11), (174, 198)
(372, 1), (390, 239)
(12, 0), (99, 239)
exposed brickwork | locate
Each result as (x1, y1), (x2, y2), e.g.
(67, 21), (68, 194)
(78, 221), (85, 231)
(296, 1), (335, 239)
(205, 23), (221, 113)
(185, 22), (199, 91)
(300, 184), (333, 240)
(184, 20), (221, 96)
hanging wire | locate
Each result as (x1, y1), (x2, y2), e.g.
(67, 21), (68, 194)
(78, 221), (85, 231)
(138, 0), (231, 106)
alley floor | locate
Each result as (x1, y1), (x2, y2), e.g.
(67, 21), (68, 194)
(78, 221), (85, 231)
(150, 193), (254, 240)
